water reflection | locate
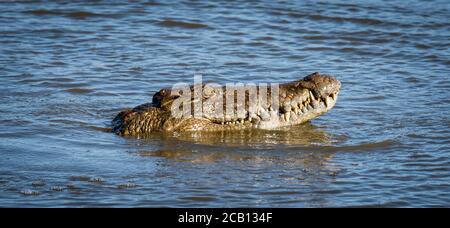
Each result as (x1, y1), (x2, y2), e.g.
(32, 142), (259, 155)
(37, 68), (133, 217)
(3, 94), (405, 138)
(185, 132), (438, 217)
(135, 123), (338, 166)
(139, 148), (337, 169)
(133, 122), (336, 147)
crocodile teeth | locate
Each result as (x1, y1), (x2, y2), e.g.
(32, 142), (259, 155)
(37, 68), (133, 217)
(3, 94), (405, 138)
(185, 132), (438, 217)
(325, 96), (330, 107)
(331, 93), (336, 100)
(240, 119), (244, 124)
(309, 91), (316, 100)
(285, 112), (290, 122)
(293, 107), (299, 114)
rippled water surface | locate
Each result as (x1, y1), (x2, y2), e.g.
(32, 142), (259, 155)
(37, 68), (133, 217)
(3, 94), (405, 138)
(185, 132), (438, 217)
(1, 0), (449, 207)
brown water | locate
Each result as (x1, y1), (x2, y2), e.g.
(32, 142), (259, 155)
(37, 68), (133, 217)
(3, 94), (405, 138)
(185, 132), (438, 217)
(0, 0), (449, 207)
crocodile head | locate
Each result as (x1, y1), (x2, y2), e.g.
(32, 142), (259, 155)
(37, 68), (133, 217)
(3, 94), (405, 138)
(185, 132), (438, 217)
(112, 72), (340, 135)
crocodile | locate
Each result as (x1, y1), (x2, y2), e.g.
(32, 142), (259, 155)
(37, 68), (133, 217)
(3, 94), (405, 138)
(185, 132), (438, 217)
(112, 72), (340, 135)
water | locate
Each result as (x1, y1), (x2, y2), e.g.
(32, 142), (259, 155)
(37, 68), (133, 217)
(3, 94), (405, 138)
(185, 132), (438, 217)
(0, 0), (449, 207)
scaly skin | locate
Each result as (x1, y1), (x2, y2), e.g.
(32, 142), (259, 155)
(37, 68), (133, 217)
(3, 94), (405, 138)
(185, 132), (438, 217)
(112, 72), (341, 135)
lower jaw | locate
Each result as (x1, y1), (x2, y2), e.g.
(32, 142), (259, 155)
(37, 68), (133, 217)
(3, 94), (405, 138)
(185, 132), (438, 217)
(255, 102), (335, 130)
(206, 108), (332, 131)
(173, 100), (336, 132)
(256, 111), (324, 129)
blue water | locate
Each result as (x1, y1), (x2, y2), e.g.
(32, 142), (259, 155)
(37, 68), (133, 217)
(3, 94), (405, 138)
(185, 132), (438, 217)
(0, 0), (449, 207)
